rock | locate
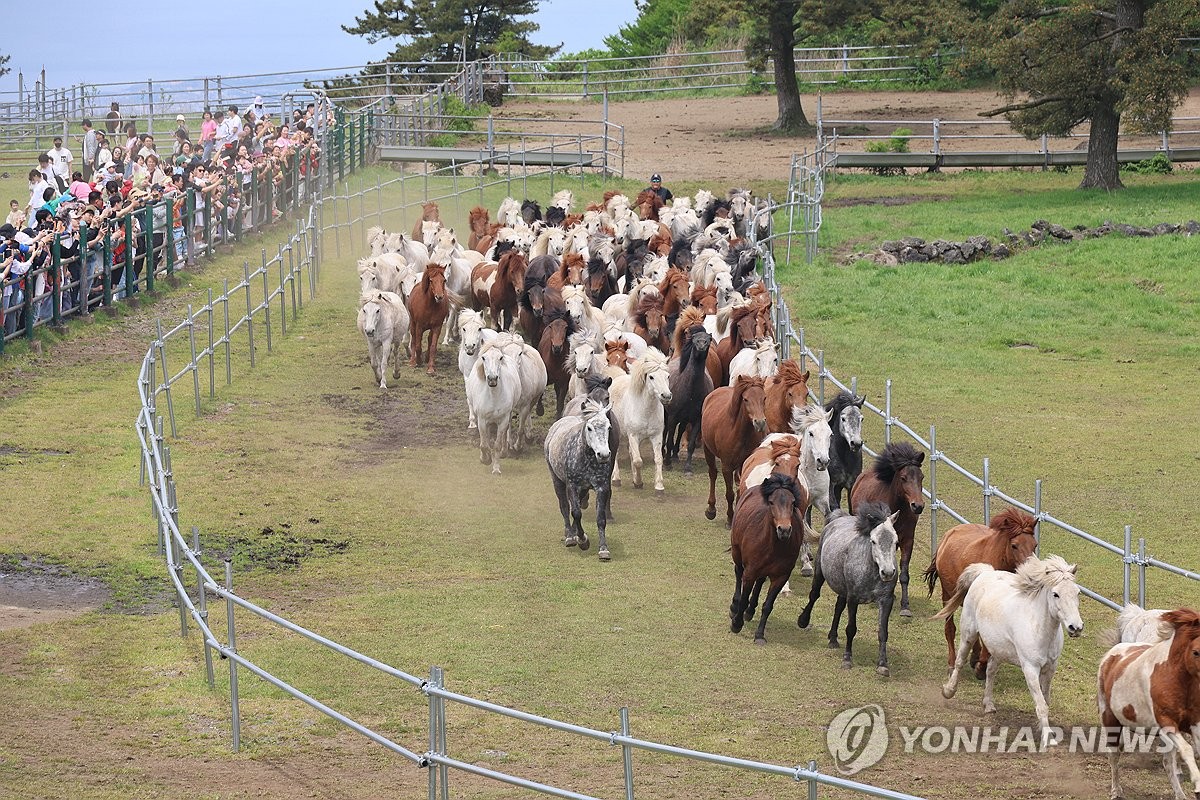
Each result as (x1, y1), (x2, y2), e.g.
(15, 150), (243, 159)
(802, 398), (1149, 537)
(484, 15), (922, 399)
(901, 236), (926, 248)
(1184, 220), (1200, 235)
(1031, 219), (1051, 231)
(920, 244), (937, 258)
(959, 241), (976, 260)
(881, 240), (903, 253)
(1115, 224), (1138, 236)
(993, 243), (1011, 259)
(899, 247), (928, 263)
(967, 235), (992, 254)
(875, 250), (899, 266)
(1048, 224), (1071, 240)
(942, 248), (966, 264)
(1152, 222), (1179, 235)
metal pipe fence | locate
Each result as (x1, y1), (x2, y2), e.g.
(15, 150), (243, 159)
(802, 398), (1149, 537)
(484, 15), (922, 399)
(132, 90), (924, 798)
(758, 152), (1199, 614)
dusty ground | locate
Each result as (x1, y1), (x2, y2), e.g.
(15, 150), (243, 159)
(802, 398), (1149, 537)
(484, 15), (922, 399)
(498, 87), (1200, 184)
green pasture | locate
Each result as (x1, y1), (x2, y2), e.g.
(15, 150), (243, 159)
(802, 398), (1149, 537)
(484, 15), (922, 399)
(0, 168), (1197, 799)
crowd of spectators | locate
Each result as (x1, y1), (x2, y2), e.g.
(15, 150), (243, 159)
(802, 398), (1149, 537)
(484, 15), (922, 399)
(2, 94), (333, 338)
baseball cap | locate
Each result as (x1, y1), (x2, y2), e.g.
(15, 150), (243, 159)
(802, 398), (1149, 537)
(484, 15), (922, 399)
(651, 173), (661, 183)
(176, 114), (186, 122)
(54, 136), (63, 144)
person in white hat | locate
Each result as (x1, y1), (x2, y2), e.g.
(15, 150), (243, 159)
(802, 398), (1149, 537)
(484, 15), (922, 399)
(174, 114), (190, 144)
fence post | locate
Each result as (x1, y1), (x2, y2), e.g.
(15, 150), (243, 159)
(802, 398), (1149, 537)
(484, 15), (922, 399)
(817, 349), (825, 405)
(101, 226), (113, 310)
(187, 304), (201, 416)
(427, 667), (440, 800)
(1137, 538), (1146, 607)
(932, 118), (941, 157)
(204, 78), (210, 111)
(224, 559), (241, 753)
(207, 288), (215, 398)
(124, 213), (137, 297)
(143, 203), (156, 294)
(583, 60), (589, 98)
(982, 457), (991, 522)
(1033, 479), (1042, 558)
(1122, 525), (1132, 606)
(260, 251), (273, 352)
(148, 79), (155, 137)
(243, 262), (255, 368)
(807, 760), (818, 800)
(929, 425), (938, 554)
(884, 379), (893, 445)
(50, 236), (62, 329)
(620, 707), (634, 800)
(156, 318), (177, 437)
(192, 526), (215, 688)
(435, 666), (448, 800)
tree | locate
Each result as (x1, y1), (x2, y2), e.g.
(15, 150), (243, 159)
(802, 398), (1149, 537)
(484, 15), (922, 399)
(741, 0), (811, 133)
(344, 0), (559, 66)
(0, 52), (9, 79)
(977, 0), (1200, 190)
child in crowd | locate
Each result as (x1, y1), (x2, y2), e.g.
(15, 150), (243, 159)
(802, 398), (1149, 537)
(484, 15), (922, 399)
(6, 200), (25, 229)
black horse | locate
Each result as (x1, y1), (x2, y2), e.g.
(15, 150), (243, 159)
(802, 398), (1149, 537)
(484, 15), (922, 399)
(824, 391), (865, 510)
(663, 324), (714, 474)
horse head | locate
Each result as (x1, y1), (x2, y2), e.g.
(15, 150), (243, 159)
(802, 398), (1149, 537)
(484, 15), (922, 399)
(636, 350), (673, 406)
(358, 295), (382, 336)
(458, 309), (486, 357)
(1032, 556), (1083, 637)
(836, 394), (866, 452)
(569, 335), (596, 379)
(897, 459), (925, 516)
(605, 340), (630, 372)
(991, 508), (1039, 570)
(734, 375), (768, 434)
(872, 511), (900, 581)
(480, 346), (505, 388)
(660, 268), (690, 311)
(563, 287), (591, 329)
(583, 403), (612, 462)
(543, 226), (567, 257)
(423, 263), (447, 304)
(688, 327), (712, 357)
(421, 220), (444, 249)
(543, 311), (570, 356)
(760, 474), (802, 540)
(562, 253), (586, 286)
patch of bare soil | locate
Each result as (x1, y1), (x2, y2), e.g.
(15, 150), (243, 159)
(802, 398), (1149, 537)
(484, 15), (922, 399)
(0, 556), (112, 631)
(826, 194), (953, 208)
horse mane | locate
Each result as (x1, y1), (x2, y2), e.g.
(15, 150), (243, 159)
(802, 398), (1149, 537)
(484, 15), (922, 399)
(602, 190), (620, 205)
(759, 473), (803, 506)
(584, 373), (612, 393)
(775, 359), (808, 390)
(660, 267), (688, 292)
(989, 507), (1038, 540)
(789, 403), (827, 434)
(1014, 554), (1077, 596)
(671, 308), (707, 355)
(634, 292), (665, 324)
(729, 375), (765, 411)
(521, 199), (542, 222)
(564, 213), (583, 228)
(854, 501), (891, 536)
(545, 206), (566, 227)
(630, 347), (668, 388)
(421, 201), (440, 219)
(871, 442), (924, 484)
(768, 436), (803, 465)
(669, 238), (693, 268)
(825, 390), (864, 418)
(542, 305), (576, 332)
(586, 255), (609, 277)
(561, 252), (585, 277)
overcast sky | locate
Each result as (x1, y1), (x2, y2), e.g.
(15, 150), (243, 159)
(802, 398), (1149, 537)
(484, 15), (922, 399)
(0, 0), (639, 92)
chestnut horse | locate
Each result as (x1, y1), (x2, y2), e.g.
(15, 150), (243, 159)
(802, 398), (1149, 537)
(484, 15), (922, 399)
(407, 263), (450, 376)
(635, 189), (665, 221)
(711, 304), (762, 387)
(604, 339), (631, 374)
(849, 442), (925, 617)
(471, 250), (526, 332)
(546, 252), (586, 292)
(467, 206), (490, 251)
(924, 507), (1038, 678)
(632, 293), (670, 354)
(690, 285), (718, 314)
(411, 201), (440, 242)
(729, 473), (807, 644)
(764, 360), (811, 433)
(658, 267), (691, 340)
(702, 376), (768, 527)
(538, 307), (577, 418)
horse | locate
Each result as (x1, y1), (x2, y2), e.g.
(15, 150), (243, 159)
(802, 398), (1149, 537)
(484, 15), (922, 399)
(798, 503), (901, 675)
(411, 201), (440, 242)
(1108, 603), (1173, 644)
(467, 206), (490, 251)
(457, 309), (499, 429)
(521, 254), (556, 341)
(824, 391), (865, 509)
(466, 343), (521, 474)
(551, 189), (573, 213)
(566, 331), (603, 400)
(663, 323), (714, 474)
(563, 375), (620, 526)
(357, 291), (410, 390)
(538, 306), (577, 419)
(763, 359), (810, 434)
(850, 442), (925, 618)
(583, 255), (618, 309)
(690, 285), (718, 315)
(496, 197), (521, 227)
(407, 263), (450, 376)
(729, 474), (807, 644)
(367, 226), (389, 256)
(545, 206), (566, 227)
(562, 285), (606, 348)
(728, 338), (779, 384)
(610, 348), (672, 495)
(545, 398), (615, 560)
(657, 267), (690, 338)
(471, 251), (525, 332)
(701, 376), (768, 527)
(710, 303), (762, 387)
(520, 199), (542, 225)
(546, 253), (586, 292)
(531, 226), (568, 259)
(1098, 608), (1200, 800)
(924, 508), (1039, 679)
(635, 189), (665, 221)
(632, 293), (670, 355)
(937, 555), (1083, 745)
(604, 339), (631, 375)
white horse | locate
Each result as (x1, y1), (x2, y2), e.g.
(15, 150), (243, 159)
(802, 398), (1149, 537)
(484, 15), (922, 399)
(670, 207), (701, 244)
(431, 229), (474, 345)
(728, 338), (779, 384)
(366, 226), (388, 256)
(419, 219), (443, 249)
(566, 331), (604, 400)
(609, 348), (672, 495)
(937, 554), (1084, 745)
(457, 310), (500, 430)
(551, 189), (573, 212)
(388, 231), (429, 272)
(466, 343), (520, 474)
(691, 249), (731, 289)
(357, 290), (410, 390)
(358, 254), (409, 296)
(496, 197), (521, 227)
(566, 225), (591, 259)
(561, 285), (606, 348)
(1109, 603), (1173, 644)
(642, 254), (669, 285)
(531, 226), (568, 259)
(693, 189), (715, 217)
(492, 331), (547, 453)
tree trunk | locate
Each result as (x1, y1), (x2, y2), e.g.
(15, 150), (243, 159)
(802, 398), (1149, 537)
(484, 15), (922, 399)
(769, 5), (811, 134)
(1079, 104), (1123, 190)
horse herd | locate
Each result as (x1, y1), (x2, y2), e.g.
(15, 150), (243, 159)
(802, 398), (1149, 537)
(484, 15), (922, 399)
(353, 189), (1200, 800)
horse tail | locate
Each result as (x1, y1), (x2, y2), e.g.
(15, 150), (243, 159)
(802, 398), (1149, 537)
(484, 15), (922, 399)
(922, 559), (939, 597)
(931, 562), (990, 620)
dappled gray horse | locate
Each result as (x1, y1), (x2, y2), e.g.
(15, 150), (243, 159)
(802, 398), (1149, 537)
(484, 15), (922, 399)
(545, 398), (615, 561)
(824, 391), (865, 510)
(798, 502), (900, 676)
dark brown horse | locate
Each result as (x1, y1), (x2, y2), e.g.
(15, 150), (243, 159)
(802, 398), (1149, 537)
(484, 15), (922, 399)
(849, 442), (925, 617)
(471, 251), (525, 332)
(467, 206), (490, 251)
(924, 507), (1038, 677)
(663, 322), (714, 474)
(519, 270), (548, 344)
(407, 262), (450, 376)
(546, 252), (586, 292)
(411, 201), (440, 242)
(633, 293), (670, 354)
(702, 376), (768, 527)
(538, 307), (577, 418)
(635, 189), (665, 221)
(764, 360), (811, 433)
(729, 473), (807, 644)
(583, 255), (618, 308)
(711, 304), (761, 387)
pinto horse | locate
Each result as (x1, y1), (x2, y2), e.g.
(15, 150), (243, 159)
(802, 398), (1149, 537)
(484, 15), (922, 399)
(702, 376), (768, 527)
(764, 360), (811, 434)
(729, 474), (807, 644)
(849, 442), (925, 617)
(471, 250), (526, 332)
(411, 201), (440, 242)
(407, 262), (451, 376)
(924, 507), (1038, 678)
(538, 307), (577, 418)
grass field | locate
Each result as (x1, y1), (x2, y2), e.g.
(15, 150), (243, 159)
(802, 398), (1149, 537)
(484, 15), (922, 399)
(1, 166), (1197, 799)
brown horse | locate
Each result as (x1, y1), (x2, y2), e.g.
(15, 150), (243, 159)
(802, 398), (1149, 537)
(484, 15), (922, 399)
(729, 473), (807, 644)
(634, 189), (664, 221)
(467, 206), (490, 251)
(648, 226), (672, 257)
(583, 255), (618, 308)
(924, 508), (1038, 677)
(407, 263), (450, 376)
(604, 340), (631, 374)
(658, 267), (690, 341)
(711, 304), (761, 387)
(849, 442), (925, 617)
(690, 285), (718, 314)
(538, 307), (576, 418)
(764, 360), (811, 433)
(471, 251), (526, 332)
(702, 376), (768, 527)
(546, 252), (586, 292)
(633, 293), (670, 354)
(411, 201), (440, 242)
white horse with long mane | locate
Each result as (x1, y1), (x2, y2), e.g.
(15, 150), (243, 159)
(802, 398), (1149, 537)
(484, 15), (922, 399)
(457, 310), (499, 430)
(466, 343), (520, 474)
(357, 291), (410, 390)
(561, 285), (606, 349)
(491, 331), (548, 453)
(609, 348), (672, 495)
(728, 338), (779, 384)
(937, 554), (1084, 745)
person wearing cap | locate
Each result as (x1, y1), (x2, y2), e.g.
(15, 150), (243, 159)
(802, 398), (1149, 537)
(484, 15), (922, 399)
(174, 114), (190, 144)
(47, 136), (74, 193)
(645, 173), (672, 204)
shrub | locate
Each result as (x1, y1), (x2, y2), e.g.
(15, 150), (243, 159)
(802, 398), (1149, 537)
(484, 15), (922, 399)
(1122, 152), (1172, 175)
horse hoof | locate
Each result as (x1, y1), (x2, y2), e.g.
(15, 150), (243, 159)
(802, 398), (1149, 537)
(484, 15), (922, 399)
(467, 423), (477, 430)
(942, 685), (956, 699)
(828, 639), (840, 649)
(683, 468), (693, 477)
(598, 549), (611, 562)
(743, 609), (755, 621)
(426, 368), (436, 376)
(704, 508), (716, 520)
(578, 536), (590, 551)
(753, 637), (766, 646)
(800, 565), (813, 578)
(841, 660), (853, 670)
(563, 536), (578, 548)
(632, 481), (643, 489)
(899, 607), (913, 618)
(655, 488), (665, 498)
(797, 615), (809, 629)
(730, 620), (744, 634)
(613, 479), (622, 488)
(877, 666), (890, 677)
